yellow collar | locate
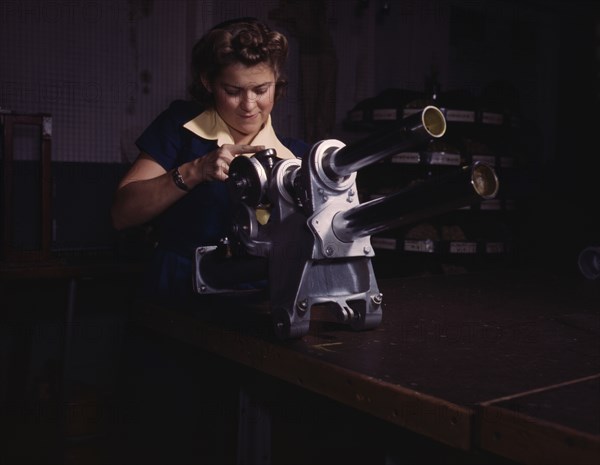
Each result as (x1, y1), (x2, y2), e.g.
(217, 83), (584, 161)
(183, 109), (295, 159)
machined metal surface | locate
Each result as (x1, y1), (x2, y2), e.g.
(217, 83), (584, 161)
(195, 106), (500, 339)
(229, 148), (278, 207)
(332, 162), (499, 242)
(324, 105), (446, 179)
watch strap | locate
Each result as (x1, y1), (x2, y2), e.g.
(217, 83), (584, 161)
(172, 167), (190, 192)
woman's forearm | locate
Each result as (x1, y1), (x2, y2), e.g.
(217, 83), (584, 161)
(111, 171), (187, 230)
(111, 144), (263, 230)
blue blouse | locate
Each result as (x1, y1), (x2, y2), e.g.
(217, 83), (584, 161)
(135, 100), (309, 305)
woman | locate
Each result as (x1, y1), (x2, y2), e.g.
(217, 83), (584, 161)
(111, 17), (309, 306)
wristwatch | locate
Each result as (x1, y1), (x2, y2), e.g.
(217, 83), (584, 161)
(172, 167), (190, 192)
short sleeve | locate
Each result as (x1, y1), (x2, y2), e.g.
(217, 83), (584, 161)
(135, 100), (204, 170)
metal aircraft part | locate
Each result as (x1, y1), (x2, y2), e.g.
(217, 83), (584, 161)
(194, 106), (499, 339)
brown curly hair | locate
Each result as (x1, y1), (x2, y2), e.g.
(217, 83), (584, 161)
(189, 18), (289, 107)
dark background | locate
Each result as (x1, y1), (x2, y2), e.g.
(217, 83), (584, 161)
(1, 1), (599, 464)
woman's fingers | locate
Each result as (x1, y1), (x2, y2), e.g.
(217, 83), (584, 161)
(197, 145), (268, 182)
(217, 145), (267, 178)
(223, 144), (266, 157)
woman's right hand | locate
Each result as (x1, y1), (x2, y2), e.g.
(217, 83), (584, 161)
(189, 144), (266, 184)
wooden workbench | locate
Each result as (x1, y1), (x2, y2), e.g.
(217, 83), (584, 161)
(132, 269), (600, 464)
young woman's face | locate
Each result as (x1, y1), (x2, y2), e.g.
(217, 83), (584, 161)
(208, 62), (277, 143)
